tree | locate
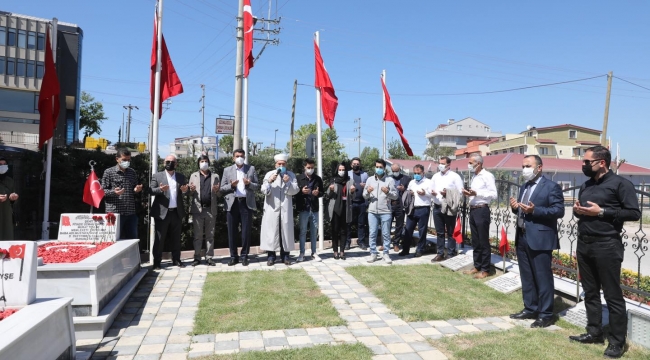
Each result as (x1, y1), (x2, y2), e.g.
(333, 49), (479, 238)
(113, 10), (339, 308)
(80, 91), (107, 140)
(285, 124), (346, 160)
(359, 146), (380, 172)
(219, 135), (234, 155)
(387, 139), (421, 160)
(423, 144), (455, 160)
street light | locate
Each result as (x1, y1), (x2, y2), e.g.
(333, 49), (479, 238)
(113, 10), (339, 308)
(273, 129), (278, 154)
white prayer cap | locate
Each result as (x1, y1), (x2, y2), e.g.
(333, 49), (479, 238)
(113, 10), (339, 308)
(274, 153), (289, 162)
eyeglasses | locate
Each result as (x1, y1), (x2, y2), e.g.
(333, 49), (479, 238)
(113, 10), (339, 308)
(582, 159), (602, 165)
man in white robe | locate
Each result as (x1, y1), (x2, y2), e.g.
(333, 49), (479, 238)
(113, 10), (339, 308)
(260, 153), (300, 266)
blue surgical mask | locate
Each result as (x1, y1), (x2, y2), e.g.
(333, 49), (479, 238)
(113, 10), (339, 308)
(279, 166), (286, 174)
(375, 168), (384, 176)
(414, 174), (423, 181)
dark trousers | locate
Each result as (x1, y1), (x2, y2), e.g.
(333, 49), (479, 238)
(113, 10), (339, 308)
(432, 206), (458, 256)
(153, 209), (181, 265)
(516, 231), (554, 319)
(402, 207), (430, 254)
(577, 238), (627, 347)
(120, 214), (139, 240)
(331, 208), (347, 253)
(227, 198), (252, 260)
(469, 206), (491, 272)
(390, 203), (405, 247)
(346, 202), (367, 247)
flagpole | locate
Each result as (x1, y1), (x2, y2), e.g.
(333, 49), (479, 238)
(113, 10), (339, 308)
(315, 31), (324, 253)
(150, 0), (164, 265)
(381, 70), (386, 159)
(41, 18), (58, 240)
(233, 0), (245, 151)
(243, 76), (249, 164)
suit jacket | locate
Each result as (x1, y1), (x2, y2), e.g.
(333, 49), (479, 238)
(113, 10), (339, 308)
(219, 164), (259, 211)
(295, 173), (324, 212)
(512, 175), (565, 251)
(150, 171), (187, 220)
(188, 171), (220, 215)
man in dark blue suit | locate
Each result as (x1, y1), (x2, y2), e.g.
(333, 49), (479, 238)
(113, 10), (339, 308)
(508, 155), (565, 328)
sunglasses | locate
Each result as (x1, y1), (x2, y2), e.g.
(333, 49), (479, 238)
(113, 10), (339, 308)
(582, 159), (602, 165)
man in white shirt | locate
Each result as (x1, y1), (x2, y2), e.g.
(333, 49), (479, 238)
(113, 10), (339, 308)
(431, 157), (464, 261)
(462, 154), (497, 279)
(400, 164), (434, 257)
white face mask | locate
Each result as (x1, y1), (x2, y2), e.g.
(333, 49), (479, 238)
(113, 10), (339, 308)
(305, 168), (314, 176)
(0, 165), (7, 174)
(235, 157), (245, 166)
(338, 171), (345, 177)
(468, 163), (475, 171)
(438, 164), (447, 172)
(200, 162), (209, 171)
(119, 161), (130, 169)
(522, 167), (537, 182)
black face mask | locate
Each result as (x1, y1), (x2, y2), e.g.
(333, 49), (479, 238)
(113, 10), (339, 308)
(352, 165), (360, 172)
(165, 162), (176, 171)
(582, 164), (597, 178)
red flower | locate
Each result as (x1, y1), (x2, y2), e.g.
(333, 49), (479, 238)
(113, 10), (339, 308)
(0, 248), (9, 259)
(105, 213), (116, 226)
(0, 308), (19, 321)
(37, 242), (114, 264)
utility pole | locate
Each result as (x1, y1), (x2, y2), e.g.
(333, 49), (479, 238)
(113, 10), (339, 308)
(121, 113), (125, 143)
(123, 105), (139, 144)
(601, 71), (613, 147)
(290, 80), (297, 157)
(273, 129), (278, 154)
(200, 84), (205, 153)
(354, 117), (361, 157)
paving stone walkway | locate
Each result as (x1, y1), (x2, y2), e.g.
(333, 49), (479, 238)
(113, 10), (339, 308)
(75, 248), (559, 360)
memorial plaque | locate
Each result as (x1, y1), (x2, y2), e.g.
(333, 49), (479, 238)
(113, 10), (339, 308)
(561, 301), (609, 329)
(57, 213), (121, 242)
(440, 254), (474, 271)
(0, 241), (37, 306)
(485, 272), (522, 294)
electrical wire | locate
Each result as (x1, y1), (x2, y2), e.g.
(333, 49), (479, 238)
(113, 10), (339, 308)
(614, 76), (650, 92)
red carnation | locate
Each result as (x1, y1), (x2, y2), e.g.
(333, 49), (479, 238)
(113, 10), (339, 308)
(0, 248), (9, 260)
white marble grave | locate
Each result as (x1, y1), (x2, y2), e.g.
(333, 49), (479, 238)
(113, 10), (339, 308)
(440, 253), (474, 271)
(0, 241), (37, 306)
(560, 300), (609, 329)
(57, 213), (121, 242)
(485, 271), (522, 294)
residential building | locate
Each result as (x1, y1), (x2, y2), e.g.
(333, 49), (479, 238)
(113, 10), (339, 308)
(0, 11), (83, 150)
(425, 117), (502, 159)
(454, 138), (499, 158)
(169, 135), (225, 161)
(488, 124), (602, 160)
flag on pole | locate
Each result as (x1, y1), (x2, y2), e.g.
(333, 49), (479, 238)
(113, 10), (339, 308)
(381, 77), (413, 156)
(9, 244), (26, 281)
(499, 226), (510, 256)
(453, 216), (463, 244)
(243, 0), (254, 78)
(150, 12), (184, 119)
(314, 40), (338, 128)
(38, 28), (60, 148)
(83, 169), (105, 208)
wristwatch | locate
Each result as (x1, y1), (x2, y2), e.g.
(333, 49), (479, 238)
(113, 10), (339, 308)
(598, 208), (605, 218)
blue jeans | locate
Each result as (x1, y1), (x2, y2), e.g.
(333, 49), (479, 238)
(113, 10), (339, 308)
(368, 213), (391, 255)
(299, 210), (318, 255)
(120, 214), (138, 240)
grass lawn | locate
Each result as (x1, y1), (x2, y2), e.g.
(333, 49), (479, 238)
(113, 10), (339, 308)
(346, 264), (523, 321)
(194, 343), (374, 360)
(433, 319), (650, 360)
(193, 269), (345, 334)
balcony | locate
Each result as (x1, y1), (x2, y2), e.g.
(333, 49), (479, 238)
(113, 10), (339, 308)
(0, 131), (39, 151)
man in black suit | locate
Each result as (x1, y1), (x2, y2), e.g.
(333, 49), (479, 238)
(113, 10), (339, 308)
(150, 154), (189, 270)
(509, 155), (564, 328)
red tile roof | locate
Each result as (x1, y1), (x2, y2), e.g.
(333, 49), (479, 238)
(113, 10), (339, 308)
(536, 139), (557, 144)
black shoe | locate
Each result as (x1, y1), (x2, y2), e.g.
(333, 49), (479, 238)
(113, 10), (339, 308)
(173, 261), (186, 268)
(604, 344), (624, 358)
(242, 258), (249, 266)
(414, 252), (422, 258)
(398, 251), (409, 257)
(153, 264), (162, 270)
(192, 260), (201, 267)
(432, 255), (445, 262)
(284, 259), (291, 266)
(569, 333), (605, 344)
(510, 310), (538, 320)
(206, 259), (215, 266)
(267, 259), (274, 266)
(531, 317), (555, 328)
(341, 253), (346, 260)
(334, 253), (340, 260)
(344, 245), (351, 251)
(228, 258), (239, 266)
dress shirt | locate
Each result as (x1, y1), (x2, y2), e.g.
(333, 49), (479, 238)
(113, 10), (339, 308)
(431, 170), (464, 205)
(200, 171), (212, 206)
(468, 169), (497, 206)
(165, 171), (178, 208)
(408, 178), (434, 207)
(235, 166), (247, 197)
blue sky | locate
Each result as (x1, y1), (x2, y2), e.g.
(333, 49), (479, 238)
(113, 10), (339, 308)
(6, 1), (650, 166)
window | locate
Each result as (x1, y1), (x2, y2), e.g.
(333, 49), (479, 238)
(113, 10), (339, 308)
(485, 126), (490, 132)
(26, 60), (35, 77)
(527, 131), (533, 137)
(0, 27), (5, 46)
(37, 33), (45, 50)
(7, 29), (16, 46)
(16, 59), (25, 76)
(27, 31), (36, 49)
(0, 57), (4, 75)
(456, 125), (462, 131)
(36, 61), (44, 78)
(6, 58), (15, 75)
(66, 119), (74, 145)
(539, 147), (548, 155)
(519, 146), (525, 154)
(572, 148), (582, 157)
(18, 30), (27, 48)
(569, 130), (577, 139)
(558, 181), (572, 196)
(509, 148), (515, 153)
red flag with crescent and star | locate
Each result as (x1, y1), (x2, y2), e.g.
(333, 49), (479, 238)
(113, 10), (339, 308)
(150, 11), (184, 119)
(314, 40), (338, 129)
(499, 226), (510, 256)
(243, 0), (254, 78)
(381, 76), (413, 156)
(9, 244), (25, 259)
(83, 170), (104, 208)
(38, 27), (60, 148)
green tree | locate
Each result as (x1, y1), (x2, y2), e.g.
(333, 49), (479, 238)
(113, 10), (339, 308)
(359, 146), (380, 172)
(423, 144), (455, 160)
(80, 91), (107, 140)
(219, 135), (234, 154)
(387, 139), (421, 160)
(284, 124), (346, 160)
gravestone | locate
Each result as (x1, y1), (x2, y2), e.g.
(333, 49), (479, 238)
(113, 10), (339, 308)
(440, 254), (474, 271)
(485, 272), (522, 294)
(57, 213), (121, 242)
(560, 301), (609, 329)
(0, 241), (37, 306)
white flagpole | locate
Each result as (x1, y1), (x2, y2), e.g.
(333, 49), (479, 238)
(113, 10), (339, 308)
(382, 70), (386, 159)
(315, 31), (324, 253)
(149, 0), (164, 264)
(243, 77), (249, 164)
(41, 18), (58, 240)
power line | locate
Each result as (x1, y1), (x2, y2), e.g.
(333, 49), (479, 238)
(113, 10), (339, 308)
(614, 76), (650, 92)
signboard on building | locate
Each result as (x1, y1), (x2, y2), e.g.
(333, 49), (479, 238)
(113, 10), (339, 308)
(216, 118), (234, 135)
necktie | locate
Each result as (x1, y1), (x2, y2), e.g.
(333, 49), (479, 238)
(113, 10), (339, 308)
(517, 182), (533, 228)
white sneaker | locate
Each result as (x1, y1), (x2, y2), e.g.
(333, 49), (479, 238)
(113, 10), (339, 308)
(296, 254), (304, 262)
(383, 253), (392, 264)
(367, 253), (379, 263)
(312, 253), (322, 262)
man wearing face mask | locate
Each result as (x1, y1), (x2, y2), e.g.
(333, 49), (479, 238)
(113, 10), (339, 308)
(220, 149), (259, 266)
(188, 155), (220, 266)
(462, 154), (497, 279)
(295, 159), (324, 262)
(400, 164), (433, 257)
(101, 148), (143, 240)
(508, 155), (564, 328)
(260, 153), (300, 266)
(346, 157), (369, 250)
(569, 146), (640, 359)
(389, 164), (410, 252)
(150, 154), (189, 269)
(364, 159), (398, 264)
(430, 157), (464, 260)
(0, 157), (18, 240)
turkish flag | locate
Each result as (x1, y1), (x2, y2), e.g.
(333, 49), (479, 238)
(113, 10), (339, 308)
(314, 40), (338, 129)
(243, 0), (254, 78)
(150, 13), (184, 119)
(83, 170), (105, 208)
(381, 77), (413, 156)
(499, 226), (510, 256)
(453, 216), (463, 244)
(38, 28), (60, 148)
(9, 244), (26, 259)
